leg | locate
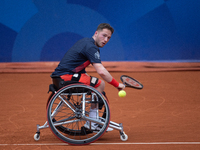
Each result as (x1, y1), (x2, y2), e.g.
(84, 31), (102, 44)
(95, 79), (105, 93)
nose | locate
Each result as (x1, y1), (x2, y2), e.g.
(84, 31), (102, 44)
(105, 37), (108, 42)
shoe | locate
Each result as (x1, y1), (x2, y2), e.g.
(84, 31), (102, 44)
(84, 121), (113, 132)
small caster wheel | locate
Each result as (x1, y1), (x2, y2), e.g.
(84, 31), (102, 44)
(120, 132), (128, 141)
(34, 133), (40, 141)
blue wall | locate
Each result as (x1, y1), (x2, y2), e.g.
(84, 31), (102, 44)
(0, 0), (200, 62)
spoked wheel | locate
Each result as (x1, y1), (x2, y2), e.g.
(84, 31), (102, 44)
(47, 84), (110, 145)
(47, 92), (106, 135)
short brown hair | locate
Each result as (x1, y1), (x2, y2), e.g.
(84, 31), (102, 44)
(96, 23), (114, 34)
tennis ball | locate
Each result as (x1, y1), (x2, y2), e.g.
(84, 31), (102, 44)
(118, 90), (126, 98)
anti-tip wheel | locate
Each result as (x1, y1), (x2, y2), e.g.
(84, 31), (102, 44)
(34, 133), (40, 141)
(120, 132), (128, 141)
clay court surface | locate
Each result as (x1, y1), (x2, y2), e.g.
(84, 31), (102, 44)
(0, 62), (200, 149)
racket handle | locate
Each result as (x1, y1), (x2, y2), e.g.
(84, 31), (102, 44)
(118, 88), (122, 91)
(118, 83), (126, 91)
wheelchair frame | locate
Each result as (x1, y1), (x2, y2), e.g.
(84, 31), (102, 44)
(34, 83), (128, 145)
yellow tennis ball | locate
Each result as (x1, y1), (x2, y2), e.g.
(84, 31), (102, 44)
(118, 90), (126, 97)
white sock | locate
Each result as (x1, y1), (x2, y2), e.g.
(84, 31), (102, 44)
(89, 108), (97, 126)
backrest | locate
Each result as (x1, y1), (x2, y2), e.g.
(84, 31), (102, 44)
(52, 77), (80, 90)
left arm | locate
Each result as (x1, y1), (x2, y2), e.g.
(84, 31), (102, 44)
(92, 63), (112, 82)
(93, 63), (125, 89)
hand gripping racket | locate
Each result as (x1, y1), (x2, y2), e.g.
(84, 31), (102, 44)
(120, 75), (143, 89)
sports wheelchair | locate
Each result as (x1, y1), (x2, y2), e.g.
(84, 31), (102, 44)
(34, 77), (128, 145)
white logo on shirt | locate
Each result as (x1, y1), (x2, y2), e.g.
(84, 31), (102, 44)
(94, 51), (100, 60)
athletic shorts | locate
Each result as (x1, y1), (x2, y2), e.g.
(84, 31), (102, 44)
(60, 73), (101, 88)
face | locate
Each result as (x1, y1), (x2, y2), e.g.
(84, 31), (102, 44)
(94, 29), (112, 47)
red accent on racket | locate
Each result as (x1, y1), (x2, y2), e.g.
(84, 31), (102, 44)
(120, 75), (143, 89)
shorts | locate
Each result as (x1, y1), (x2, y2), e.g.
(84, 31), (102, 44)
(60, 73), (101, 88)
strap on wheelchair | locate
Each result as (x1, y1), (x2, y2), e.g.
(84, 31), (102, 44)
(50, 74), (81, 91)
(71, 73), (81, 82)
(72, 74), (99, 87)
(90, 76), (99, 87)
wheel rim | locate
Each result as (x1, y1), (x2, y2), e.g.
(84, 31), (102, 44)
(47, 84), (110, 145)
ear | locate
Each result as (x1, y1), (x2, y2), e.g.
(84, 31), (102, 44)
(94, 31), (98, 36)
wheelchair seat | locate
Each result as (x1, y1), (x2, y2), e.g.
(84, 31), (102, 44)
(52, 76), (81, 90)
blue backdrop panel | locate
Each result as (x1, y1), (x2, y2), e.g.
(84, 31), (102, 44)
(0, 0), (200, 62)
(0, 23), (17, 62)
(126, 3), (181, 60)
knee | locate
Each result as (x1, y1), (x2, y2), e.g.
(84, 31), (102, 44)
(100, 79), (105, 89)
(97, 80), (105, 92)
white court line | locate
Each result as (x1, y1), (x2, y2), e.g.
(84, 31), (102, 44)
(1, 142), (200, 146)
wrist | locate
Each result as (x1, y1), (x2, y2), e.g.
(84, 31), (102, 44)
(108, 77), (119, 88)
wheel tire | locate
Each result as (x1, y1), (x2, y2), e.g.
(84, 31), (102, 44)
(34, 133), (40, 141)
(47, 84), (110, 145)
(120, 132), (128, 141)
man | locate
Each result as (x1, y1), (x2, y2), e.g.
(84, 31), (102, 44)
(51, 23), (125, 131)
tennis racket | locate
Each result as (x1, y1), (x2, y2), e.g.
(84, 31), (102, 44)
(120, 75), (143, 89)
